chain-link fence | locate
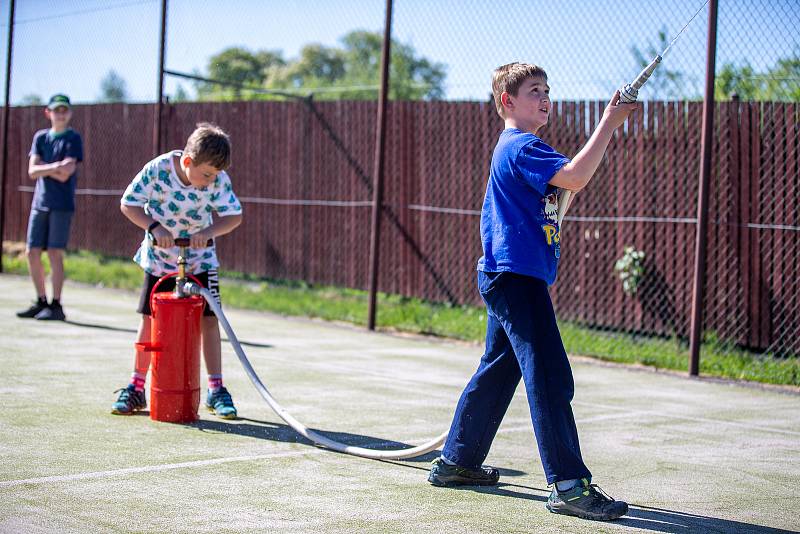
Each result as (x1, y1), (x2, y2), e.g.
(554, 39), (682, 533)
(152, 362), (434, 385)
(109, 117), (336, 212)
(0, 0), (797, 382)
(703, 0), (799, 375)
(0, 0), (163, 258)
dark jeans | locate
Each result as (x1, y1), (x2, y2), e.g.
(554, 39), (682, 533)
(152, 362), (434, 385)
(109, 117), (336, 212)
(441, 271), (591, 484)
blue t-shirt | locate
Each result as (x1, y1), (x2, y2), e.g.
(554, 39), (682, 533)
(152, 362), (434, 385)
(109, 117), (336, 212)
(29, 128), (84, 212)
(477, 128), (570, 285)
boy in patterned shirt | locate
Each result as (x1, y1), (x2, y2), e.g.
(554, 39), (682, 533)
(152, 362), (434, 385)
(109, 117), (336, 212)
(111, 123), (243, 418)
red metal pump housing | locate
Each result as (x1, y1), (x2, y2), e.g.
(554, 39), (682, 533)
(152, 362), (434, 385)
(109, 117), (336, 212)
(136, 274), (205, 423)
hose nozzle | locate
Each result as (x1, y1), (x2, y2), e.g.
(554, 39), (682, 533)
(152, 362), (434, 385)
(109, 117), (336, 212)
(619, 55), (662, 104)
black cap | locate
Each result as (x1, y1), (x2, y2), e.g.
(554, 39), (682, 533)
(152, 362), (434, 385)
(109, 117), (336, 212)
(47, 94), (71, 110)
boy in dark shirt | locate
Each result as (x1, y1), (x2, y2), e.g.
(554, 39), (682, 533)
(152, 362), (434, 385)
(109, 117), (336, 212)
(17, 94), (83, 321)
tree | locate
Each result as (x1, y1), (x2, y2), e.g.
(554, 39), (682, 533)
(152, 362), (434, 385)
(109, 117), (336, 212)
(19, 94), (43, 106)
(197, 31), (446, 101)
(171, 84), (191, 103)
(196, 47), (285, 100)
(716, 56), (800, 102)
(99, 70), (128, 102)
(631, 28), (694, 100)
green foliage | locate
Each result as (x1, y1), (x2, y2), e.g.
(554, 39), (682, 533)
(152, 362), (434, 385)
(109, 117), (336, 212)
(715, 55), (800, 101)
(196, 30), (446, 101)
(613, 246), (646, 297)
(19, 94), (44, 106)
(171, 84), (191, 102)
(632, 31), (799, 103)
(631, 28), (693, 99)
(197, 47), (285, 100)
(99, 70), (128, 103)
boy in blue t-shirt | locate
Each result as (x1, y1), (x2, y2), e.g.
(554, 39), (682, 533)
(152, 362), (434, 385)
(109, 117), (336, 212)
(428, 63), (638, 522)
(111, 123), (243, 419)
(16, 94), (83, 321)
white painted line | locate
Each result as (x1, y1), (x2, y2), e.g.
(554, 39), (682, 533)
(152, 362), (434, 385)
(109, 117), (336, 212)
(238, 351), (800, 438)
(239, 197), (372, 207)
(564, 215), (697, 223)
(3, 399), (798, 489)
(0, 449), (320, 489)
(408, 204), (481, 216)
(0, 430), (442, 489)
(498, 412), (634, 435)
(574, 401), (800, 437)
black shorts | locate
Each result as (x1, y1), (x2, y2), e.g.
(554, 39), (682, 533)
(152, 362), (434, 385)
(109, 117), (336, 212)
(137, 270), (221, 317)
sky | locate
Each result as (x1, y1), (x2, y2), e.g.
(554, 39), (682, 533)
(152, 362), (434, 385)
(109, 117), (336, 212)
(0, 0), (797, 105)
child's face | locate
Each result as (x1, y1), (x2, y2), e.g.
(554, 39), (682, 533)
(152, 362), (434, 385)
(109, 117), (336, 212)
(183, 156), (221, 189)
(45, 106), (72, 129)
(504, 76), (551, 132)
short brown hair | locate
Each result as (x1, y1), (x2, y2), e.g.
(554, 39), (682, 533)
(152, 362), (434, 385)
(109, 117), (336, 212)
(492, 63), (548, 118)
(184, 122), (231, 170)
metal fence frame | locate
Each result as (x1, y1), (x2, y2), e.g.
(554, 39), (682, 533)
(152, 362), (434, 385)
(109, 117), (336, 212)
(3, 0), (797, 378)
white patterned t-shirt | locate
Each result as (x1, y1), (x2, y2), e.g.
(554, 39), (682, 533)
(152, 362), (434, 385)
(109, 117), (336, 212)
(121, 151), (243, 276)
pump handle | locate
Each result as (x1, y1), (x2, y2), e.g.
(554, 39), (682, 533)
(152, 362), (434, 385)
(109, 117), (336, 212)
(174, 237), (214, 247)
(150, 235), (214, 248)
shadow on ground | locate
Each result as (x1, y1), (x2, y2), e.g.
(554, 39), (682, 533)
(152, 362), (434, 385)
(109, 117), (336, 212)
(190, 416), (437, 457)
(451, 483), (796, 534)
(65, 319), (273, 348)
(188, 417), (528, 474)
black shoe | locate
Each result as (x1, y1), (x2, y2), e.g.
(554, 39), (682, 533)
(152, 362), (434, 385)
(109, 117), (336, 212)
(546, 479), (628, 521)
(17, 299), (48, 318)
(35, 301), (66, 321)
(427, 457), (500, 487)
(111, 384), (147, 415)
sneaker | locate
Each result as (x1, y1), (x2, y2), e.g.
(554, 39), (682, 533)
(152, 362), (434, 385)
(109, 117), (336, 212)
(206, 387), (238, 419)
(427, 457), (500, 487)
(17, 299), (48, 318)
(35, 301), (66, 321)
(546, 479), (628, 521)
(111, 384), (147, 415)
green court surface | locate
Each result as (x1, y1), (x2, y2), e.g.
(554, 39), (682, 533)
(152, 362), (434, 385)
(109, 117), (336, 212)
(1, 274), (798, 533)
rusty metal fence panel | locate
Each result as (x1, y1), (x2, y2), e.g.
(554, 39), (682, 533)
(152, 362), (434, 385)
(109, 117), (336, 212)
(4, 98), (797, 359)
(0, 0), (797, 376)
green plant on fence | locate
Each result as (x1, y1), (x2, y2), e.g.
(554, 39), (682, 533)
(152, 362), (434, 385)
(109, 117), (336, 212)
(613, 246), (646, 296)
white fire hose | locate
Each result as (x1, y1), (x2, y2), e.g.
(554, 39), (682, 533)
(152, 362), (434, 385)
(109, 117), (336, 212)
(185, 282), (448, 460)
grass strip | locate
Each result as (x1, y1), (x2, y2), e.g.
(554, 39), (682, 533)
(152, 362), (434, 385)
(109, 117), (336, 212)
(4, 247), (798, 386)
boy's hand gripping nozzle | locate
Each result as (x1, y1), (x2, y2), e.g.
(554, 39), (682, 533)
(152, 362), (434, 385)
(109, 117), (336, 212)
(618, 55), (662, 104)
(559, 55), (662, 229)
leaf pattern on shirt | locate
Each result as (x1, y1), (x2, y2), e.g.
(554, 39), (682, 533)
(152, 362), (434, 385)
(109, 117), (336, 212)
(121, 152), (242, 277)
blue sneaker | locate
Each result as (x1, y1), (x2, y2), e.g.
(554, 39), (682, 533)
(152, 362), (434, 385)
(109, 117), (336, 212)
(546, 479), (628, 521)
(206, 387), (238, 419)
(111, 384), (147, 415)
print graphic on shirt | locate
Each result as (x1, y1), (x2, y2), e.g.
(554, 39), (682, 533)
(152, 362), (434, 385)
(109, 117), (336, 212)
(541, 192), (561, 259)
(122, 152), (242, 276)
(543, 192), (559, 221)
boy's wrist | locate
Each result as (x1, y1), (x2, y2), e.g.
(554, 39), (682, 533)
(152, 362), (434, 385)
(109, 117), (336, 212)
(147, 221), (161, 233)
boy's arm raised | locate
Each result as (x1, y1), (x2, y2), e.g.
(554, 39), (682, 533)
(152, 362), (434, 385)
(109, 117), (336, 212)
(549, 91), (639, 192)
